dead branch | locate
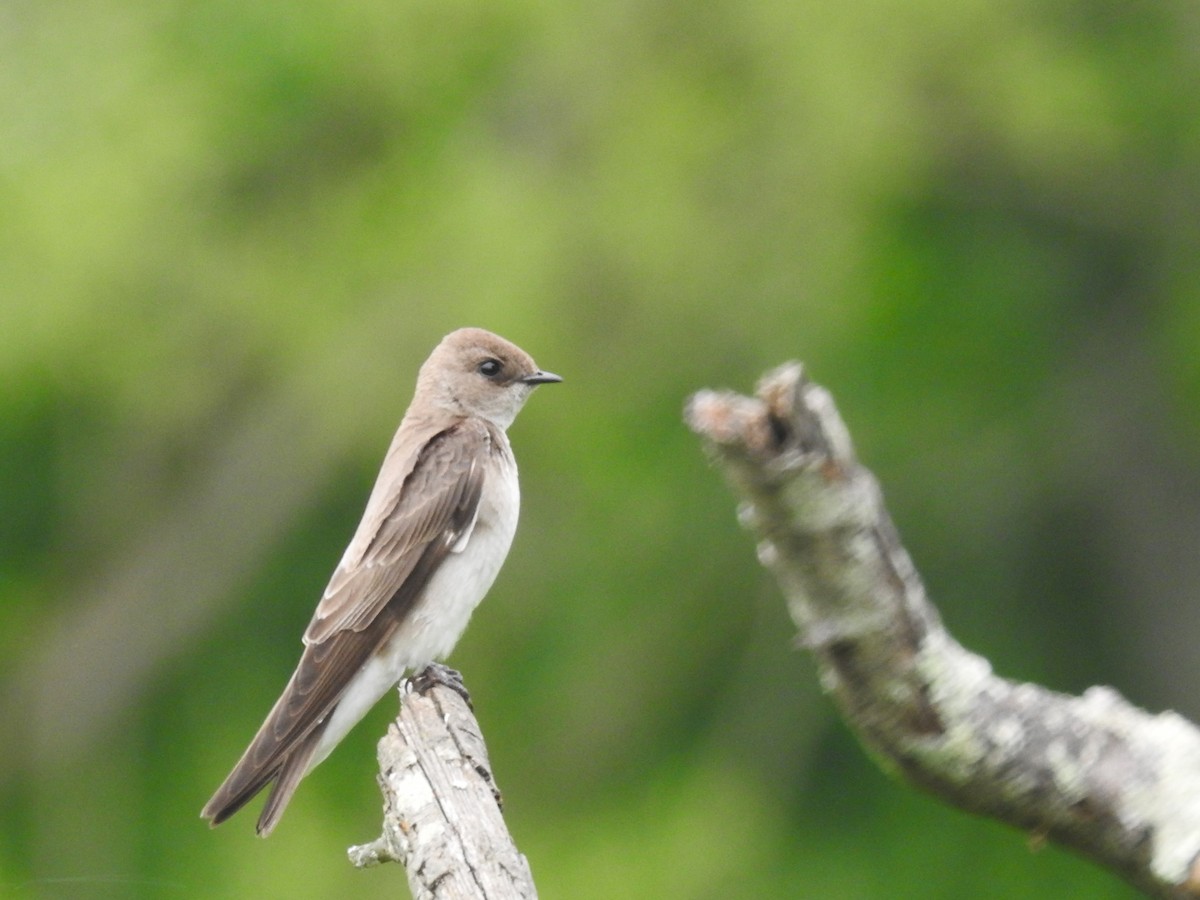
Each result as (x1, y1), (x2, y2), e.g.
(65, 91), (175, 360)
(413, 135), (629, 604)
(685, 362), (1200, 898)
(348, 664), (537, 899)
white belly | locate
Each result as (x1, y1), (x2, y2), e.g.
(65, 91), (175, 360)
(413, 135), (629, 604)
(307, 450), (520, 772)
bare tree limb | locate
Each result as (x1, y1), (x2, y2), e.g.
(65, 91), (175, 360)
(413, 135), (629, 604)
(348, 664), (537, 899)
(685, 362), (1200, 898)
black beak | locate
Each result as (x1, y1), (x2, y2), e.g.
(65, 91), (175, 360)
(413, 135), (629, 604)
(521, 370), (563, 385)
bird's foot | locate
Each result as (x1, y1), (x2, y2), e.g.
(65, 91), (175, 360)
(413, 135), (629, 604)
(410, 662), (473, 710)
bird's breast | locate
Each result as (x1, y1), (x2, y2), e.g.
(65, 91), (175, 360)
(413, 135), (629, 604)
(386, 443), (519, 670)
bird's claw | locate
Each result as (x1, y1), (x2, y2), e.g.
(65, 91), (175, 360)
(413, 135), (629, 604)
(410, 663), (474, 709)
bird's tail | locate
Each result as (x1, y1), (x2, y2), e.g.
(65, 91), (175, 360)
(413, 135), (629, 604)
(255, 723), (327, 836)
(200, 716), (329, 837)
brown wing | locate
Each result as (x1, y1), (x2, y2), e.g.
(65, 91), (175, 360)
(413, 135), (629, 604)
(201, 421), (489, 830)
(304, 418), (490, 642)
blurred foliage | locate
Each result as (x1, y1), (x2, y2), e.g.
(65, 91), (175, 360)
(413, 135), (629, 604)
(3, 0), (1200, 896)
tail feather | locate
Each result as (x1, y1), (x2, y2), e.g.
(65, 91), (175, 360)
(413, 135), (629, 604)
(201, 716), (330, 834)
(255, 723), (327, 837)
(201, 743), (282, 828)
(199, 661), (332, 832)
(201, 754), (282, 829)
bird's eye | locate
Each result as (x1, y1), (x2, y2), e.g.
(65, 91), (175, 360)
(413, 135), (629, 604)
(478, 358), (503, 378)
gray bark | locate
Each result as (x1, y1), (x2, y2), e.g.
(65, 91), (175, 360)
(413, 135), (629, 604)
(685, 362), (1200, 899)
(348, 666), (537, 899)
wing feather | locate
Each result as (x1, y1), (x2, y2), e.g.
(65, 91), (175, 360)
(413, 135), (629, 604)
(305, 420), (489, 642)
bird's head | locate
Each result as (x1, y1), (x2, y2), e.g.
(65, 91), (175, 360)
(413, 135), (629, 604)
(418, 327), (561, 429)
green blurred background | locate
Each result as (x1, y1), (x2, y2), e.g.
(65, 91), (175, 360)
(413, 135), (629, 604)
(3, 0), (1198, 896)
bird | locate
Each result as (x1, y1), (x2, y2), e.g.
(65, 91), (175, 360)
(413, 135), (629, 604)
(201, 327), (561, 836)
